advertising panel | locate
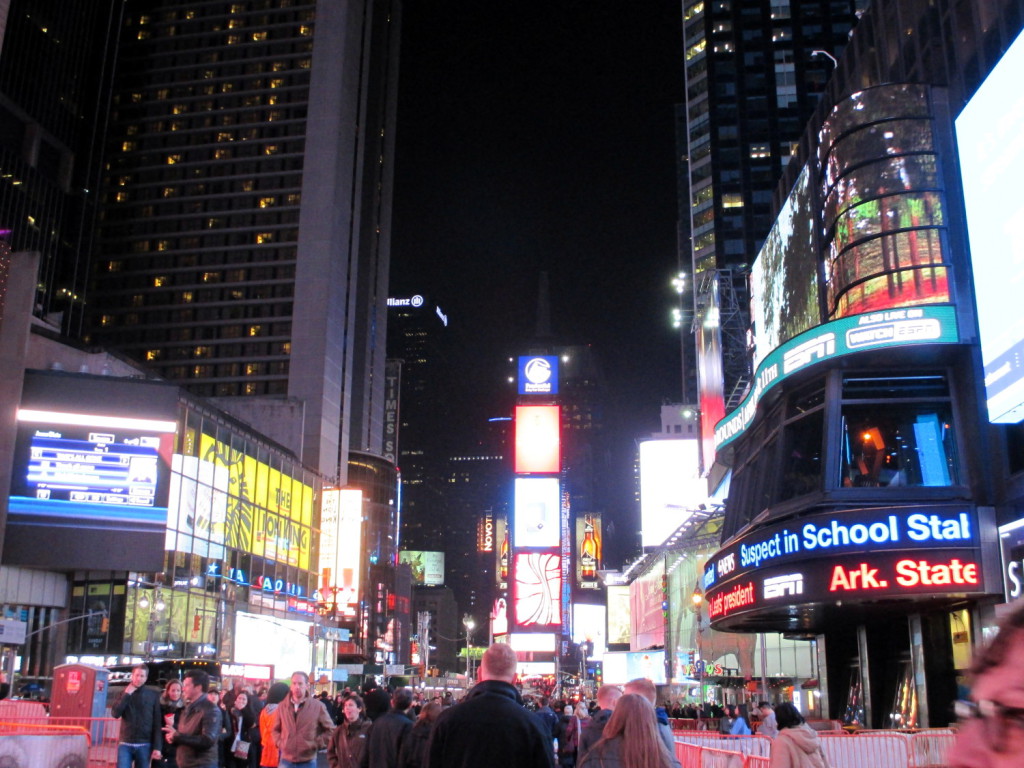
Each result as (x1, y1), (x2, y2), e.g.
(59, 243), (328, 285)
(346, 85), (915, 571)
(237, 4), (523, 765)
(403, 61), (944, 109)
(197, 433), (314, 570)
(514, 405), (560, 473)
(234, 611), (313, 676)
(956, 26), (1024, 423)
(518, 356), (559, 395)
(514, 478), (560, 548)
(382, 360), (401, 463)
(575, 514), (602, 589)
(603, 651), (629, 684)
(509, 632), (556, 652)
(606, 585), (631, 645)
(399, 551), (445, 586)
(999, 516), (1024, 602)
(749, 165), (821, 370)
(704, 505), (999, 627)
(626, 650), (667, 685)
(478, 513), (495, 553)
(513, 552), (561, 627)
(639, 439), (705, 548)
(495, 516), (509, 588)
(166, 454), (228, 560)
(630, 560), (665, 651)
(572, 603), (607, 659)
(715, 305), (959, 451)
(335, 489), (364, 616)
(5, 371), (179, 571)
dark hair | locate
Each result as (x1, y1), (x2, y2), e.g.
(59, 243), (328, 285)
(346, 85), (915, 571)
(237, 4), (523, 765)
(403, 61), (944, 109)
(392, 687), (414, 711)
(184, 669), (210, 693)
(757, 701), (771, 709)
(266, 682), (290, 705)
(774, 702), (805, 730)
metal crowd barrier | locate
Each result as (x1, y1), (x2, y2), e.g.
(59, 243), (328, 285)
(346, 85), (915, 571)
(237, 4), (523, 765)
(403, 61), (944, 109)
(674, 727), (958, 768)
(0, 716), (120, 767)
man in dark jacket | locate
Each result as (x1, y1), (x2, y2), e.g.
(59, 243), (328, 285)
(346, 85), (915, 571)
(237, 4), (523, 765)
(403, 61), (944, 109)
(360, 687), (413, 768)
(535, 696), (560, 741)
(362, 680), (392, 721)
(112, 664), (163, 767)
(578, 684), (622, 760)
(427, 643), (555, 768)
(163, 669), (222, 768)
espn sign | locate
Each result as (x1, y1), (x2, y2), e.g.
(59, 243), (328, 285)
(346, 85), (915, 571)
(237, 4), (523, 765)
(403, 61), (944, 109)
(763, 573), (804, 600)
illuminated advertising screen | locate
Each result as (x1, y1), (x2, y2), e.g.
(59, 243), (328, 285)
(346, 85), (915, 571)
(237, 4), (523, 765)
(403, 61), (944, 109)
(514, 477), (560, 548)
(956, 27), (1024, 423)
(235, 611), (313, 677)
(495, 516), (509, 588)
(639, 439), (705, 547)
(575, 514), (602, 588)
(630, 560), (665, 651)
(607, 585), (631, 645)
(572, 603), (607, 659)
(513, 552), (561, 627)
(478, 513), (495, 553)
(399, 551), (445, 586)
(696, 277), (726, 473)
(626, 650), (666, 685)
(715, 305), (959, 451)
(518, 356), (559, 395)
(703, 505), (999, 628)
(514, 405), (560, 473)
(166, 454), (228, 560)
(750, 165), (821, 369)
(999, 517), (1024, 603)
(5, 371), (178, 571)
(509, 632), (556, 652)
(335, 489), (364, 616)
(603, 651), (628, 684)
(492, 597), (509, 636)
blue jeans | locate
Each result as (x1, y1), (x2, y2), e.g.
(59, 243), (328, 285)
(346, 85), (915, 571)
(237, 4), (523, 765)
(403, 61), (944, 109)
(279, 761), (317, 768)
(117, 743), (151, 768)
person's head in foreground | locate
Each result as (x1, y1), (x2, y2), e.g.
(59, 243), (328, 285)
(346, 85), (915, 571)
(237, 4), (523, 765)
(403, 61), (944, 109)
(479, 642), (518, 683)
(589, 693), (675, 768)
(950, 603), (1024, 767)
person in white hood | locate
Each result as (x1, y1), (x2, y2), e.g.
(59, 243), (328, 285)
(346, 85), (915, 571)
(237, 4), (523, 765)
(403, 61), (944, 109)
(768, 703), (829, 768)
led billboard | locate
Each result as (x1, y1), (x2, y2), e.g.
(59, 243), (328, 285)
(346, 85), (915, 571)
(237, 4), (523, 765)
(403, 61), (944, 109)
(399, 551), (445, 586)
(5, 371), (178, 571)
(514, 477), (560, 548)
(750, 165), (821, 370)
(518, 356), (559, 395)
(514, 405), (560, 474)
(630, 559), (665, 651)
(639, 439), (705, 548)
(572, 603), (607, 659)
(575, 514), (602, 588)
(606, 585), (631, 645)
(513, 552), (561, 627)
(956, 26), (1024, 423)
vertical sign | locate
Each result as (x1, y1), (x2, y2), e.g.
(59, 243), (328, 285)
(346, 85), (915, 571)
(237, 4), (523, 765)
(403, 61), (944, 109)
(383, 361), (401, 463)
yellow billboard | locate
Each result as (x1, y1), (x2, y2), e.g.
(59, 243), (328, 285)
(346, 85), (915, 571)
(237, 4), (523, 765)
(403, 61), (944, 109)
(199, 434), (313, 570)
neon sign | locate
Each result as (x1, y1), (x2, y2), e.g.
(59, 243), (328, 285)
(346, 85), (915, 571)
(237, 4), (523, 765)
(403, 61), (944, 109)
(707, 581), (756, 619)
(829, 558), (979, 591)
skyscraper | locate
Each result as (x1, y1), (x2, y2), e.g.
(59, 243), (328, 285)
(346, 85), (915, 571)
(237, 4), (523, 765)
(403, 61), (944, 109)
(87, 0), (401, 480)
(678, 0), (867, 455)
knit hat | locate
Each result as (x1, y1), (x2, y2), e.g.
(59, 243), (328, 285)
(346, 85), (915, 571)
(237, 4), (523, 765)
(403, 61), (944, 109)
(267, 682), (290, 705)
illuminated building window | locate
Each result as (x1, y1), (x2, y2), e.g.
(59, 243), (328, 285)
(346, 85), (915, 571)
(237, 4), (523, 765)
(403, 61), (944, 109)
(194, 347), (210, 358)
(722, 193), (744, 209)
(115, 191), (128, 203)
(264, 145), (278, 155)
(686, 39), (706, 60)
(146, 350), (160, 361)
(166, 154), (181, 165)
(248, 325), (262, 337)
(299, 25), (311, 36)
(242, 180), (255, 191)
(256, 233), (273, 244)
(122, 141), (135, 152)
(221, 83), (234, 94)
(100, 315), (113, 326)
(107, 261), (121, 272)
(259, 197), (276, 208)
(750, 144), (771, 159)
(228, 18), (242, 29)
(227, 35), (241, 45)
(153, 276), (166, 287)
(157, 240), (171, 251)
(270, 78), (284, 88)
(214, 149), (231, 159)
(162, 187), (176, 198)
(181, 292), (193, 303)
(286, 193), (301, 205)
(252, 31), (268, 41)
(202, 272), (220, 282)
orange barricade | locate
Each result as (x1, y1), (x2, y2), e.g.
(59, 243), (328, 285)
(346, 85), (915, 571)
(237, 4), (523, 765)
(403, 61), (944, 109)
(821, 732), (910, 768)
(675, 741), (771, 768)
(673, 731), (773, 759)
(909, 731), (956, 768)
(0, 700), (48, 720)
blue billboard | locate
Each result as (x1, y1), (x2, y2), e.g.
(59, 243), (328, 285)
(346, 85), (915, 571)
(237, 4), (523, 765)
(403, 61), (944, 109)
(518, 356), (559, 395)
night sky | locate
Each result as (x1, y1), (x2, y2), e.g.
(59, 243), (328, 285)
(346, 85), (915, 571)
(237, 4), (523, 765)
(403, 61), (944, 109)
(391, 2), (688, 561)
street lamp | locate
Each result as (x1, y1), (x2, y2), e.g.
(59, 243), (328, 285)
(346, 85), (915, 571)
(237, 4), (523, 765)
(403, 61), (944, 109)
(463, 616), (476, 680)
(691, 585), (704, 722)
(137, 584), (166, 659)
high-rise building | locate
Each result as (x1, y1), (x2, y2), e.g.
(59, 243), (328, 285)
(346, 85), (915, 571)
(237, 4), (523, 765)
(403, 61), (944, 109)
(86, 0), (401, 481)
(678, 0), (867, 456)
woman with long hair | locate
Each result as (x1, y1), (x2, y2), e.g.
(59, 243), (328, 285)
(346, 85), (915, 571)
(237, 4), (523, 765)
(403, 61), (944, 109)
(327, 693), (373, 768)
(258, 683), (291, 768)
(159, 679), (184, 768)
(769, 703), (830, 768)
(578, 694), (680, 768)
(729, 704), (752, 736)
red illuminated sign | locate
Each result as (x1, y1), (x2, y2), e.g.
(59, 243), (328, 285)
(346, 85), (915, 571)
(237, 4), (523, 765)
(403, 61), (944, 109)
(829, 558), (979, 592)
(515, 406), (560, 474)
(513, 552), (561, 627)
(707, 581), (756, 619)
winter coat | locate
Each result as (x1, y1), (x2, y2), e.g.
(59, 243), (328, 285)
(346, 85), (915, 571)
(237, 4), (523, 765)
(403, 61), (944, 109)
(769, 724), (830, 768)
(258, 703), (281, 767)
(360, 709), (413, 768)
(730, 717), (752, 736)
(328, 717), (372, 768)
(426, 679), (556, 768)
(578, 709), (611, 761)
(272, 696), (335, 763)
(396, 717), (433, 768)
(112, 685), (163, 749)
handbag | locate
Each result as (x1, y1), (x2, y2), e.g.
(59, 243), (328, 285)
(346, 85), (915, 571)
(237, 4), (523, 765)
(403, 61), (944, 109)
(232, 739), (251, 758)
